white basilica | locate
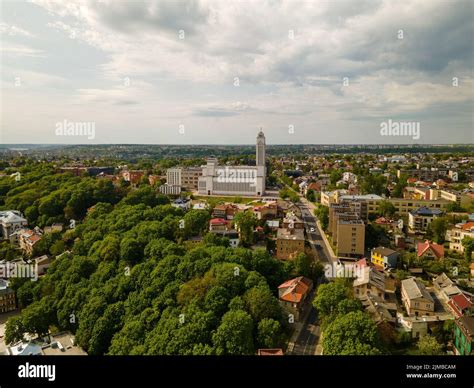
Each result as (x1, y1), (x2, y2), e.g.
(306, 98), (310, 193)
(198, 130), (266, 196)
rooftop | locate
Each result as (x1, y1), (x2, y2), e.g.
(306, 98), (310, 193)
(402, 277), (434, 303)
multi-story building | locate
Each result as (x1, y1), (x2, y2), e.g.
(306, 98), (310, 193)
(335, 219), (365, 257)
(408, 207), (444, 233)
(401, 277), (435, 317)
(14, 228), (42, 255)
(282, 213), (304, 229)
(158, 184), (182, 195)
(166, 167), (202, 190)
(198, 131), (266, 196)
(278, 276), (313, 320)
(122, 170), (145, 186)
(339, 194), (382, 220)
(447, 222), (474, 256)
(388, 198), (450, 216)
(430, 189), (473, 208)
(0, 211), (28, 240)
(371, 246), (399, 269)
(276, 227), (305, 260)
(353, 267), (386, 299)
(454, 316), (474, 355)
(0, 279), (16, 314)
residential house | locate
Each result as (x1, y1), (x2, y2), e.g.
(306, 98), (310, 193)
(417, 240), (445, 260)
(278, 276), (313, 320)
(353, 267), (386, 299)
(371, 246), (399, 269)
(33, 255), (54, 276)
(447, 293), (473, 318)
(209, 218), (229, 232)
(282, 213), (304, 229)
(257, 349), (284, 356)
(172, 198), (191, 210)
(43, 223), (64, 234)
(276, 227), (305, 260)
(401, 277), (435, 317)
(212, 204), (240, 220)
(454, 316), (474, 355)
(16, 228), (42, 255)
(122, 170), (145, 186)
(433, 273), (463, 301)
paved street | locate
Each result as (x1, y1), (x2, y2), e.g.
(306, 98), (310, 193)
(295, 198), (334, 265)
(290, 307), (320, 355)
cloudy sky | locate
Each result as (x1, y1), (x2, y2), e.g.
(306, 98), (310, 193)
(1, 0), (473, 144)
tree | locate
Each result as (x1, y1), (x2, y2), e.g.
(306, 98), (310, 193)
(306, 189), (316, 202)
(243, 286), (281, 322)
(313, 281), (351, 318)
(323, 311), (382, 355)
(360, 174), (386, 196)
(293, 253), (311, 278)
(378, 200), (396, 217)
(120, 237), (142, 264)
(257, 318), (284, 348)
(233, 211), (257, 247)
(461, 237), (474, 260)
(417, 334), (443, 355)
(212, 310), (254, 355)
(314, 205), (329, 231)
(183, 210), (211, 237)
(4, 316), (26, 344)
(427, 217), (448, 244)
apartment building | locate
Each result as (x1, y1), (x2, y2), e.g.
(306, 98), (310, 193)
(401, 277), (435, 317)
(0, 210), (28, 240)
(339, 194), (382, 220)
(276, 227), (305, 260)
(167, 167), (203, 190)
(408, 207), (444, 233)
(430, 189), (473, 208)
(336, 219), (365, 258)
(447, 222), (474, 256)
(158, 184), (182, 195)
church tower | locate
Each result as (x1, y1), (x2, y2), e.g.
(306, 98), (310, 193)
(256, 129), (266, 167)
(255, 129), (266, 196)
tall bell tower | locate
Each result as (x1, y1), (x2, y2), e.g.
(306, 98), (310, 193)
(256, 129), (266, 167)
(255, 129), (266, 195)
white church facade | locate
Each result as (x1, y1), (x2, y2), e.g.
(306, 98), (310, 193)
(198, 131), (266, 196)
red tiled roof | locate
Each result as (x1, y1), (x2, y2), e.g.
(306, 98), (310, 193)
(278, 276), (312, 303)
(461, 222), (474, 231)
(451, 293), (472, 310)
(417, 240), (444, 259)
(257, 349), (284, 356)
(210, 218), (227, 225)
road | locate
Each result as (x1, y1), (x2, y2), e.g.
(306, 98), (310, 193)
(289, 307), (320, 355)
(287, 194), (335, 355)
(295, 198), (333, 265)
